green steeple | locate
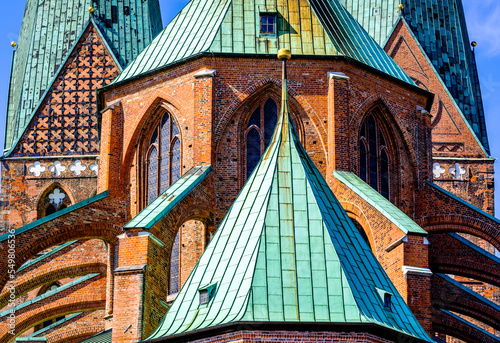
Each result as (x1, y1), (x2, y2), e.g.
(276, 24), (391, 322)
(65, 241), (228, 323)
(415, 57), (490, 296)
(338, 0), (490, 153)
(4, 0), (163, 150)
(113, 0), (413, 86)
(145, 51), (432, 343)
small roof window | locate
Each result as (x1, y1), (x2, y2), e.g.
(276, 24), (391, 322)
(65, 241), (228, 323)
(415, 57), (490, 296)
(199, 283), (217, 305)
(260, 14), (276, 35)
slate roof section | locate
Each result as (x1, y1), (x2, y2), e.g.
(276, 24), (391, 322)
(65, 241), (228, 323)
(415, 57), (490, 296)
(113, 0), (413, 85)
(338, 0), (490, 153)
(124, 165), (212, 230)
(144, 57), (431, 343)
(333, 171), (427, 235)
(4, 0), (163, 150)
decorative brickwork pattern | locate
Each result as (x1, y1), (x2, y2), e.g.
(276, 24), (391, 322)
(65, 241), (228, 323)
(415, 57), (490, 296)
(10, 23), (120, 157)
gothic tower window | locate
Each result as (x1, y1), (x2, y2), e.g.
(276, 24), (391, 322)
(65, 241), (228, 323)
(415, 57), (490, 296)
(244, 96), (306, 180)
(359, 114), (391, 200)
(146, 112), (181, 204)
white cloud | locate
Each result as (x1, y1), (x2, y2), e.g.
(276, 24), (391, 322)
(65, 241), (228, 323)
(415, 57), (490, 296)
(463, 0), (500, 57)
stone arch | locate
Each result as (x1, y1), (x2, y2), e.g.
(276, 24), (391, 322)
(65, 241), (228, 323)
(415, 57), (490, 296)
(341, 202), (377, 253)
(350, 97), (419, 205)
(418, 214), (500, 251)
(125, 98), (184, 211)
(36, 182), (75, 219)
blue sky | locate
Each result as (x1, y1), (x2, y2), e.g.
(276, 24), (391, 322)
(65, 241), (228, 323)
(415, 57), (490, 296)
(0, 1), (498, 211)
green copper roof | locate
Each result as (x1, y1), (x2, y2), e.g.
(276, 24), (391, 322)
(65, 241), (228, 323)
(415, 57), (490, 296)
(333, 171), (427, 236)
(145, 58), (431, 343)
(338, 0), (489, 153)
(124, 165), (212, 229)
(78, 330), (112, 343)
(113, 0), (413, 85)
(4, 0), (163, 150)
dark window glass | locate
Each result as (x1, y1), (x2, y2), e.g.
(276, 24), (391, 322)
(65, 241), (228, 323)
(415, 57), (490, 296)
(360, 141), (367, 182)
(246, 128), (261, 179)
(263, 99), (278, 148)
(260, 15), (276, 34)
(45, 204), (57, 216)
(381, 149), (389, 199)
(248, 106), (260, 127)
(384, 293), (392, 310)
(368, 116), (378, 190)
(245, 97), (297, 180)
(146, 113), (181, 204)
(359, 114), (390, 200)
(169, 231), (180, 295)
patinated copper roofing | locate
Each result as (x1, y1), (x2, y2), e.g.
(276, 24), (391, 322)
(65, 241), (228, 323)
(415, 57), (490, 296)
(4, 0), (163, 150)
(113, 0), (413, 85)
(144, 55), (432, 343)
(339, 0), (490, 153)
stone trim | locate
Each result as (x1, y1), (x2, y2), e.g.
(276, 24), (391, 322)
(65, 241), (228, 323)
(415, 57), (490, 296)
(402, 266), (433, 276)
(194, 69), (216, 78)
(328, 72), (350, 80)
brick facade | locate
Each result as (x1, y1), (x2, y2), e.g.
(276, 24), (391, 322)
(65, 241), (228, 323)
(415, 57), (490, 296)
(0, 20), (498, 343)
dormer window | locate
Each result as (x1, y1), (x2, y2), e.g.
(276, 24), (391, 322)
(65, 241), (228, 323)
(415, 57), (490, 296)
(199, 283), (217, 305)
(384, 293), (392, 310)
(260, 14), (276, 35)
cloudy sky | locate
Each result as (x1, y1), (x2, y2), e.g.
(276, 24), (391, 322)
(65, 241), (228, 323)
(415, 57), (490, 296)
(0, 0), (498, 211)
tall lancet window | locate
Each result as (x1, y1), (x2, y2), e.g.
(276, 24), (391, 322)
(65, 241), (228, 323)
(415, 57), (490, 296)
(359, 114), (391, 200)
(146, 113), (181, 204)
(244, 98), (279, 179)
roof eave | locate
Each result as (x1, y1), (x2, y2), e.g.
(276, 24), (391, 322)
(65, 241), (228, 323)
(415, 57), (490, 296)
(142, 321), (432, 343)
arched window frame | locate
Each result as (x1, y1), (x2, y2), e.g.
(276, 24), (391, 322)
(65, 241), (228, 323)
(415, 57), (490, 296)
(143, 111), (182, 207)
(241, 94), (303, 182)
(359, 112), (393, 201)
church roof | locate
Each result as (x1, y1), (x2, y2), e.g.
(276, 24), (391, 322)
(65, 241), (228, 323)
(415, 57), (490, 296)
(144, 54), (431, 343)
(338, 0), (490, 153)
(4, 0), (163, 151)
(113, 0), (413, 85)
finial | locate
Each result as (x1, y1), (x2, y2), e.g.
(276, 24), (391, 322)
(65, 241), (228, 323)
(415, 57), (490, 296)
(88, 6), (95, 13)
(471, 41), (477, 48)
(278, 49), (291, 61)
(11, 41), (17, 48)
(398, 4), (404, 11)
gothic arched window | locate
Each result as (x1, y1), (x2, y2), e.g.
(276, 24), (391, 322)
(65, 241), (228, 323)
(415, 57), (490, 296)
(359, 114), (391, 200)
(146, 112), (181, 204)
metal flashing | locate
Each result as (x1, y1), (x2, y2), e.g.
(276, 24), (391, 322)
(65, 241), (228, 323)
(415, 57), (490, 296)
(0, 274), (99, 318)
(427, 181), (500, 226)
(17, 240), (78, 272)
(0, 191), (109, 243)
(124, 166), (212, 230)
(333, 171), (428, 235)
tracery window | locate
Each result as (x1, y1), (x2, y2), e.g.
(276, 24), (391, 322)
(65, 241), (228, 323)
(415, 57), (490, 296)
(146, 112), (181, 204)
(145, 112), (182, 296)
(359, 114), (391, 200)
(244, 98), (280, 179)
